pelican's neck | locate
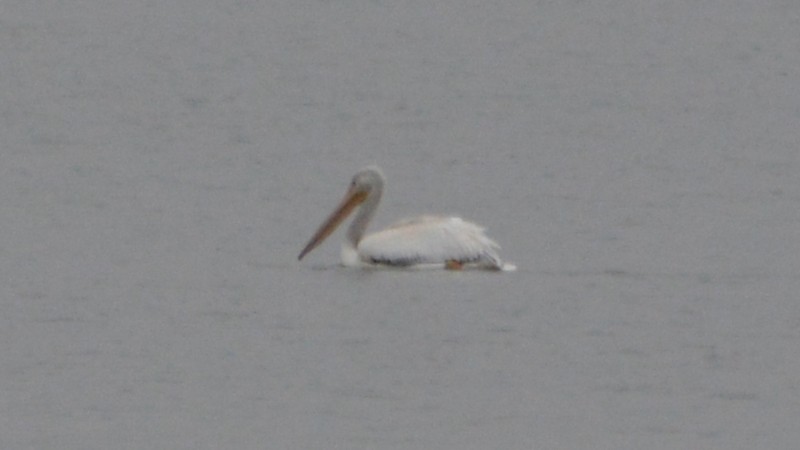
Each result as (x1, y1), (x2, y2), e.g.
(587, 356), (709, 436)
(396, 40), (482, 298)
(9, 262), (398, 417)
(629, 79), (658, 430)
(346, 178), (383, 247)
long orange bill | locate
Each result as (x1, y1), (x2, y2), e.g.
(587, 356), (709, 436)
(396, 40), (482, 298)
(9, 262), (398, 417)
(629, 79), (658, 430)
(298, 188), (367, 260)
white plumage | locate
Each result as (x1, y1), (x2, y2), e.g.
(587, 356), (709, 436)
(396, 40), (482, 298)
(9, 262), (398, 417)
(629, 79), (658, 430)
(358, 216), (502, 267)
(298, 166), (515, 271)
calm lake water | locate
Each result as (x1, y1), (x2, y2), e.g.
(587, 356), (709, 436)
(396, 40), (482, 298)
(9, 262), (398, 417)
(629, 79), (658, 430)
(2, 1), (799, 449)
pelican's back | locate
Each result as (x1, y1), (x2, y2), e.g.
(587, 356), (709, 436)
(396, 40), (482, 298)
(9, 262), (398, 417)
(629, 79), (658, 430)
(357, 216), (506, 269)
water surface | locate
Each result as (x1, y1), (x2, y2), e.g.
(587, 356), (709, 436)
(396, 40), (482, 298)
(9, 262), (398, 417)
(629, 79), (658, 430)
(2, 1), (799, 449)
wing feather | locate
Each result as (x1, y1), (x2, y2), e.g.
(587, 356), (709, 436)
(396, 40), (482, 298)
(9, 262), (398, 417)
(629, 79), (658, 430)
(357, 216), (503, 268)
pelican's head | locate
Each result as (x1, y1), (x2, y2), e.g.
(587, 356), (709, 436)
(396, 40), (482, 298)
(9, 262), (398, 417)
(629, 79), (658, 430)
(349, 165), (384, 194)
(298, 166), (385, 261)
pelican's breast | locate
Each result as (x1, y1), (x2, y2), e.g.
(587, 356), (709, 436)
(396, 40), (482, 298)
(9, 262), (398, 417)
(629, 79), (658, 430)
(340, 243), (361, 267)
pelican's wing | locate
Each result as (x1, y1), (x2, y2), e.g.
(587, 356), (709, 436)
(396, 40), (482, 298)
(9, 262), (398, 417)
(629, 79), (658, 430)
(357, 216), (504, 269)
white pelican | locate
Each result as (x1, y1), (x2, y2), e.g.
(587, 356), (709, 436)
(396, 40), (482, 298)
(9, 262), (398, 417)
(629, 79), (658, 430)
(298, 166), (515, 271)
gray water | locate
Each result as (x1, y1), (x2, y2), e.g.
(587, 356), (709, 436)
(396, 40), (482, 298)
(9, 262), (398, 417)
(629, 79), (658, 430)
(2, 1), (799, 449)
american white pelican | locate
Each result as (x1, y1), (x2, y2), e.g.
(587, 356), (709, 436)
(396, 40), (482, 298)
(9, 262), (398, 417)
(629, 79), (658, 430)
(298, 166), (516, 271)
